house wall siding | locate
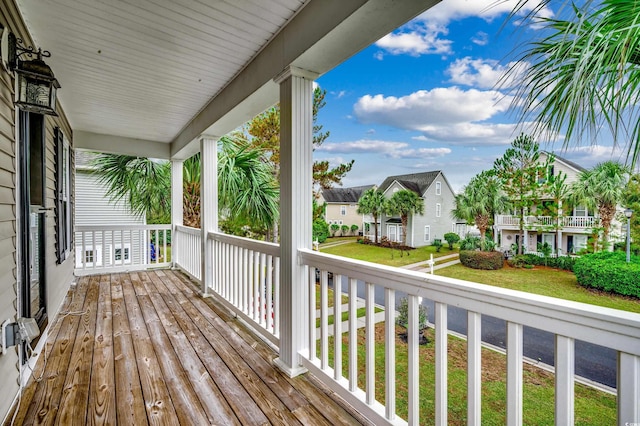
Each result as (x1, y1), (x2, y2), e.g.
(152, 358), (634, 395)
(412, 174), (456, 247)
(324, 203), (361, 232)
(0, 2), (75, 421)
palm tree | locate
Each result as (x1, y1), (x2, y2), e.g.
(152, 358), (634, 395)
(92, 135), (279, 238)
(385, 189), (425, 246)
(218, 135), (279, 232)
(91, 154), (171, 223)
(571, 161), (629, 250)
(357, 188), (386, 244)
(506, 0), (640, 166)
(452, 170), (508, 245)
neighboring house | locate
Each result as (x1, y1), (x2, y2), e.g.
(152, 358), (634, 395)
(318, 184), (375, 235)
(74, 151), (147, 269)
(378, 171), (457, 248)
(493, 152), (623, 255)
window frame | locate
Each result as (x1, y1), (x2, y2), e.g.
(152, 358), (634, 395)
(435, 203), (441, 218)
(435, 181), (441, 195)
(424, 225), (431, 242)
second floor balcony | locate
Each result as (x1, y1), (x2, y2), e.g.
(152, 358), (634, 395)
(495, 214), (598, 230)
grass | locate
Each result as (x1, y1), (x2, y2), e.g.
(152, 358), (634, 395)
(321, 241), (457, 268)
(435, 264), (640, 314)
(322, 324), (616, 425)
(315, 306), (383, 328)
(315, 283), (348, 309)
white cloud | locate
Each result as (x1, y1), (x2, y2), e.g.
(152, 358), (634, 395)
(471, 31), (489, 46)
(446, 57), (526, 89)
(373, 51), (385, 61)
(316, 139), (451, 160)
(355, 86), (510, 127)
(556, 144), (627, 168)
(418, 0), (552, 25)
(375, 21), (452, 56)
(353, 87), (537, 146)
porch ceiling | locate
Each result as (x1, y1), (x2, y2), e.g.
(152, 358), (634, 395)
(15, 0), (437, 159)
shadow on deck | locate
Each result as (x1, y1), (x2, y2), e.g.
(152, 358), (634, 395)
(5, 270), (370, 425)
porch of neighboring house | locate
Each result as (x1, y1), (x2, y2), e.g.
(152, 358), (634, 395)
(4, 269), (369, 426)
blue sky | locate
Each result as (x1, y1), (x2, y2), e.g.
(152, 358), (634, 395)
(313, 0), (627, 192)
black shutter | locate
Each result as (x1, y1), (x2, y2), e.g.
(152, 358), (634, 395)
(54, 127), (66, 264)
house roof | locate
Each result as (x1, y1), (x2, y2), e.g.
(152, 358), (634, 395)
(543, 151), (586, 172)
(378, 171), (441, 196)
(321, 185), (375, 203)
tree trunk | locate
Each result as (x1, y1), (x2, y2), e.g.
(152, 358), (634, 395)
(373, 213), (379, 244)
(599, 203), (616, 251)
(401, 214), (408, 246)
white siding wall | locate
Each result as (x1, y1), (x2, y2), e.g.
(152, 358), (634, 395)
(75, 171), (146, 227)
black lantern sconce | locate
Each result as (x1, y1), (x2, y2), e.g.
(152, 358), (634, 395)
(7, 32), (60, 116)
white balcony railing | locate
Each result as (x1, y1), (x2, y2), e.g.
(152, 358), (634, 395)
(174, 225), (202, 281)
(299, 249), (640, 426)
(74, 224), (171, 275)
(169, 228), (640, 425)
(496, 215), (597, 229)
(173, 227), (280, 345)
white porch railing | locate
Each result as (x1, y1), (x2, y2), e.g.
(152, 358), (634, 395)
(209, 231), (280, 345)
(173, 227), (280, 345)
(496, 214), (597, 229)
(74, 225), (171, 275)
(298, 249), (640, 426)
(174, 225), (202, 281)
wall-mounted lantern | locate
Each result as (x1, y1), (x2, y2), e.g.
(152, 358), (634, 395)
(6, 32), (60, 116)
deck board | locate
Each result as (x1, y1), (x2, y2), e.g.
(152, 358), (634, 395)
(4, 270), (370, 426)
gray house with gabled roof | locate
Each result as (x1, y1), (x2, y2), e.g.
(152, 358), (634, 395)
(378, 171), (457, 247)
(318, 185), (375, 234)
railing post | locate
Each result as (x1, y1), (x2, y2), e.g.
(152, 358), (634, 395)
(274, 65), (317, 377)
(171, 159), (183, 268)
(200, 135), (218, 296)
(618, 352), (640, 424)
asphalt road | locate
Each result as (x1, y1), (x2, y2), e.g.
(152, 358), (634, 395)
(334, 276), (617, 388)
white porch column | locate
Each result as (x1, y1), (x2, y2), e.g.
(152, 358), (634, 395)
(171, 160), (183, 268)
(200, 135), (218, 296)
(557, 201), (563, 255)
(274, 65), (317, 377)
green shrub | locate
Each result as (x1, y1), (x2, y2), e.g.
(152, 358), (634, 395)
(341, 224), (349, 236)
(444, 232), (460, 249)
(432, 238), (443, 252)
(350, 224), (359, 234)
(330, 223), (339, 236)
(396, 297), (428, 330)
(313, 219), (330, 243)
(460, 250), (503, 270)
(573, 251), (640, 298)
(508, 253), (577, 271)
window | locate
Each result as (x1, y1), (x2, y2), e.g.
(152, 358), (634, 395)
(55, 127), (73, 264)
(85, 250), (94, 263)
(76, 245), (103, 268)
(574, 205), (588, 217)
(424, 226), (431, 242)
(435, 181), (441, 195)
(112, 244), (132, 264)
(435, 203), (441, 217)
(339, 220), (343, 225)
(340, 205), (347, 216)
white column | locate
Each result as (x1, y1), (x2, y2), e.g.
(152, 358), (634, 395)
(171, 159), (183, 268)
(200, 136), (218, 296)
(274, 65), (317, 377)
(557, 201), (563, 255)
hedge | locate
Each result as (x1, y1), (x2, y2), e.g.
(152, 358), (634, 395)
(573, 251), (640, 298)
(508, 254), (577, 271)
(459, 250), (503, 270)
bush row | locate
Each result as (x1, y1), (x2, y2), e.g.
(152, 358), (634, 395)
(573, 251), (640, 298)
(508, 254), (577, 271)
(459, 250), (503, 270)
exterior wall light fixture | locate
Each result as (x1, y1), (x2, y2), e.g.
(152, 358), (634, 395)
(7, 31), (60, 116)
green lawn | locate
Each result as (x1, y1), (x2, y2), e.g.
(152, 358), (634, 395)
(315, 306), (383, 328)
(435, 264), (640, 314)
(321, 241), (457, 268)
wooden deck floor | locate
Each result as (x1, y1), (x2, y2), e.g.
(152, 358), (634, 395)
(5, 270), (370, 426)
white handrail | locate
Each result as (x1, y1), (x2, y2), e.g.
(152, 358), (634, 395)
(298, 248), (640, 425)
